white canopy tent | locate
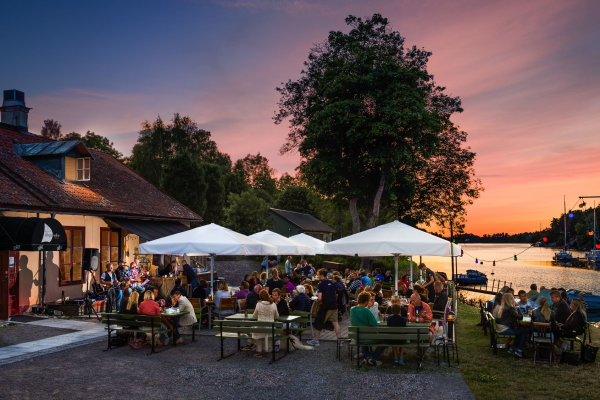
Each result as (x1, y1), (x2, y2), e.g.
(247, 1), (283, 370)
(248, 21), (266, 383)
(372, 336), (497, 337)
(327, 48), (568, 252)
(288, 233), (327, 254)
(139, 223), (277, 291)
(249, 230), (316, 279)
(324, 220), (461, 293)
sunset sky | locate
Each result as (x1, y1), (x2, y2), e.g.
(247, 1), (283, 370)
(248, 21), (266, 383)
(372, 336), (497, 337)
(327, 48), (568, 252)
(3, 0), (600, 235)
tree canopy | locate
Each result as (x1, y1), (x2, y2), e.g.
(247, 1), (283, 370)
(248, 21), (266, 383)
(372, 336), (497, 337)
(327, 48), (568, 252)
(223, 190), (273, 235)
(40, 119), (62, 140)
(62, 131), (123, 160)
(274, 14), (481, 233)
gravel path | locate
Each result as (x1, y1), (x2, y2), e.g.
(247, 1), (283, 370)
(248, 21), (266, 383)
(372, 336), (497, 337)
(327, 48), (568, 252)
(214, 258), (262, 285)
(0, 323), (76, 348)
(0, 335), (473, 399)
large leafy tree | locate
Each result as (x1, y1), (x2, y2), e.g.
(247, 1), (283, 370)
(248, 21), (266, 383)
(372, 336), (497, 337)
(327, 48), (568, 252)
(223, 190), (273, 235)
(62, 131), (123, 160)
(275, 14), (479, 233)
(274, 185), (319, 217)
(160, 151), (208, 219)
(40, 119), (62, 140)
(233, 153), (278, 197)
(129, 114), (218, 187)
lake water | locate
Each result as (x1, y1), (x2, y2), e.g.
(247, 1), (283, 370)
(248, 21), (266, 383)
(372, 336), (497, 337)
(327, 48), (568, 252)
(417, 243), (600, 295)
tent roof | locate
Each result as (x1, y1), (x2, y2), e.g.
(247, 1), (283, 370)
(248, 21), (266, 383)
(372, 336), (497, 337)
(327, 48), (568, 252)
(249, 230), (316, 255)
(324, 220), (461, 257)
(138, 223), (277, 256)
(288, 233), (326, 254)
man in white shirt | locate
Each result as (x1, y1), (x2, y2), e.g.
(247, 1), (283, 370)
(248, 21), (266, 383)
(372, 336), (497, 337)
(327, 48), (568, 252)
(516, 290), (534, 314)
(171, 291), (198, 345)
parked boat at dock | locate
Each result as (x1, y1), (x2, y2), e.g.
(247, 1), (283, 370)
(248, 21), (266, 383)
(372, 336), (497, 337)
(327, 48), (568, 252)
(453, 269), (488, 285)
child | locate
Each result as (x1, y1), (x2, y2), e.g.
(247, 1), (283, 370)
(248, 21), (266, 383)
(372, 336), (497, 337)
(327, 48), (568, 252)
(368, 292), (379, 319)
(385, 295), (401, 315)
(387, 304), (407, 365)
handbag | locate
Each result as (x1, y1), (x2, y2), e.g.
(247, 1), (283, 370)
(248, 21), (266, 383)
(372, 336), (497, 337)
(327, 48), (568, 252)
(582, 344), (599, 363)
(560, 351), (581, 366)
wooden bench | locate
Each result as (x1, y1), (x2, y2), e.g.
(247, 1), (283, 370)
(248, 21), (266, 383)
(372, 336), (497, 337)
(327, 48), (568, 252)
(347, 325), (431, 371)
(212, 319), (290, 364)
(101, 313), (170, 354)
(288, 311), (309, 341)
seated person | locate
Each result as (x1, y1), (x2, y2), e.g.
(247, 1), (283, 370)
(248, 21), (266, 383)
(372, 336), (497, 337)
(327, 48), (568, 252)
(495, 293), (526, 358)
(191, 279), (210, 325)
(407, 293), (433, 323)
(373, 268), (385, 281)
(527, 283), (539, 299)
(266, 268), (284, 293)
(385, 295), (401, 315)
(350, 291), (386, 366)
(138, 290), (169, 346)
(551, 290), (571, 324)
(557, 299), (587, 354)
(234, 281), (250, 299)
(489, 293), (504, 316)
(398, 282), (413, 298)
(560, 291), (571, 306)
(383, 270), (394, 283)
(516, 290), (534, 314)
(531, 296), (556, 341)
(243, 290), (279, 357)
(120, 291), (141, 347)
(170, 278), (185, 296)
(360, 272), (371, 289)
(432, 281), (448, 318)
(333, 275), (346, 290)
(291, 271), (301, 285)
(148, 286), (165, 308)
(387, 304), (408, 365)
(245, 284), (262, 311)
(170, 291), (197, 345)
(283, 274), (295, 293)
(272, 288), (289, 316)
(412, 284), (429, 303)
(368, 292), (379, 320)
(372, 283), (383, 305)
(213, 282), (235, 317)
(348, 273), (363, 292)
(289, 285), (312, 313)
(248, 271), (259, 291)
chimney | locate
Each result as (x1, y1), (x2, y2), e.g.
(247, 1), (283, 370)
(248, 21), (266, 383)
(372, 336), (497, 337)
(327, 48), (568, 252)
(1, 89), (31, 132)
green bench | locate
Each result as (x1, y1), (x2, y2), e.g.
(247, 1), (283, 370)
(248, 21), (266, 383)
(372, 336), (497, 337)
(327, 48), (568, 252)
(213, 319), (290, 364)
(486, 312), (516, 355)
(347, 325), (431, 371)
(101, 313), (170, 354)
(563, 321), (592, 352)
(288, 311), (309, 341)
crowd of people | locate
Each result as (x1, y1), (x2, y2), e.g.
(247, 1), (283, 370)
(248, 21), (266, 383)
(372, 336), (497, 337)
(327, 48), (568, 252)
(488, 283), (587, 359)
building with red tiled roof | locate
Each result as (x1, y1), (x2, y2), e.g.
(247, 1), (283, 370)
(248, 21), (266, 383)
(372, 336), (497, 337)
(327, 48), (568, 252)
(0, 90), (204, 318)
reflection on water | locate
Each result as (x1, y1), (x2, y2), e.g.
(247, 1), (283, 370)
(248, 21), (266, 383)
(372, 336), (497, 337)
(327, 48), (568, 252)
(418, 243), (600, 295)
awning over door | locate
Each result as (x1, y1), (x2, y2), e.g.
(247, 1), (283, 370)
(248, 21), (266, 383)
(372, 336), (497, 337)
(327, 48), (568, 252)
(0, 217), (68, 251)
(105, 218), (190, 241)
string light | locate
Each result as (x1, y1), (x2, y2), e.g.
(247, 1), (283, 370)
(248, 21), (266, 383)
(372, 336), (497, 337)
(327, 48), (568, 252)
(588, 229), (594, 236)
(596, 244), (600, 249)
(514, 254), (518, 261)
(543, 237), (547, 242)
(568, 213), (574, 218)
(475, 258), (478, 264)
(493, 261), (496, 267)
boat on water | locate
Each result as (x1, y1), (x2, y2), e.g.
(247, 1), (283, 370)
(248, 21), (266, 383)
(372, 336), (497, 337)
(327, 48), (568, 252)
(453, 269), (488, 285)
(566, 289), (600, 322)
(554, 252), (575, 262)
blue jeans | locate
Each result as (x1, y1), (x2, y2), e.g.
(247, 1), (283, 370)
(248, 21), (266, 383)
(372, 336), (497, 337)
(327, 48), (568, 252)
(190, 278), (198, 291)
(502, 327), (528, 351)
(362, 344), (386, 361)
(114, 289), (123, 312)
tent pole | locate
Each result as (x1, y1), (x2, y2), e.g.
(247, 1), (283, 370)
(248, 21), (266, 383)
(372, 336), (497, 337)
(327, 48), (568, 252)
(266, 256), (269, 280)
(42, 250), (47, 306)
(409, 255), (413, 289)
(394, 254), (399, 295)
(210, 255), (215, 293)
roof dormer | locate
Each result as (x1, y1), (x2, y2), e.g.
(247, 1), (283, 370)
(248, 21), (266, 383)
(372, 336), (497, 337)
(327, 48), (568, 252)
(14, 140), (94, 182)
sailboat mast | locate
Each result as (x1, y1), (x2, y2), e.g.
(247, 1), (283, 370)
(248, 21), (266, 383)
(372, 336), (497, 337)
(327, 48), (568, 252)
(564, 196), (567, 251)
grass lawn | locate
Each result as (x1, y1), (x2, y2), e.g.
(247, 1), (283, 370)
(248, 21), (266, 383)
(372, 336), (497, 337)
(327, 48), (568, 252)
(457, 302), (600, 399)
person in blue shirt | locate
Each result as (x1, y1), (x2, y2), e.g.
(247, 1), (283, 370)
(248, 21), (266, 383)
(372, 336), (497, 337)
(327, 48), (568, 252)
(307, 269), (341, 346)
(373, 268), (385, 281)
(360, 271), (372, 289)
(516, 290), (534, 314)
(387, 304), (408, 365)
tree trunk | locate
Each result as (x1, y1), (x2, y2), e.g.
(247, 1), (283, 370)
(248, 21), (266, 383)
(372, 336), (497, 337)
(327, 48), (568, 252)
(349, 196), (361, 233)
(365, 170), (386, 229)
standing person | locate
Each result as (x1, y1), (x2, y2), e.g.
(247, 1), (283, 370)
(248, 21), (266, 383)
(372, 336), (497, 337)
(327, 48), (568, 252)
(260, 256), (268, 273)
(387, 304), (408, 365)
(285, 256), (293, 276)
(419, 263), (436, 302)
(181, 260), (198, 291)
(101, 264), (123, 312)
(350, 291), (386, 367)
(307, 269), (341, 346)
(383, 270), (393, 283)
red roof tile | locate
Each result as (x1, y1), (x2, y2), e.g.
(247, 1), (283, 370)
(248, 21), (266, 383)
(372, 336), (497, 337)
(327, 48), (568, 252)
(0, 125), (202, 221)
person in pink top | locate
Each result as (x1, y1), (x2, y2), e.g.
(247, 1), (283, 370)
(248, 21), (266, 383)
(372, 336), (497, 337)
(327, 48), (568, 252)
(138, 290), (169, 346)
(283, 274), (295, 294)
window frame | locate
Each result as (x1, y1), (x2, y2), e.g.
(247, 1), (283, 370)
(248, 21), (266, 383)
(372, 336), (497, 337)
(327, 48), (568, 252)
(59, 226), (85, 286)
(76, 157), (91, 181)
(99, 227), (121, 275)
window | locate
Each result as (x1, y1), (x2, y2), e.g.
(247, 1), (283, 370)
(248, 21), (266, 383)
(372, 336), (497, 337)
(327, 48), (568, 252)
(76, 158), (90, 181)
(100, 228), (120, 274)
(60, 227), (84, 286)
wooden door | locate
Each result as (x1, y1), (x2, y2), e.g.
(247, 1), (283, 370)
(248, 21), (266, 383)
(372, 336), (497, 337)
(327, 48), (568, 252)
(0, 251), (8, 320)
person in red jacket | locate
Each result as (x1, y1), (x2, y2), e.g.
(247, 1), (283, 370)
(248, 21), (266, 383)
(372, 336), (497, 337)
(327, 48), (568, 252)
(138, 290), (169, 346)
